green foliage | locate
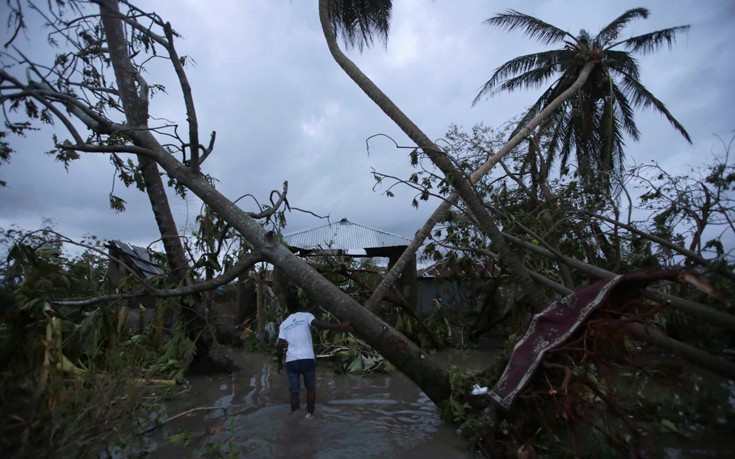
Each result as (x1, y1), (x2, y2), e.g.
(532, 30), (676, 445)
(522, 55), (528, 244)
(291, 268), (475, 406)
(441, 365), (487, 423)
(336, 336), (393, 375)
(46, 137), (80, 170)
(169, 429), (194, 446)
(327, 0), (392, 51)
(311, 309), (393, 375)
(0, 227), (194, 457)
(0, 300), (176, 456)
(475, 8), (691, 194)
(445, 307), (735, 457)
(406, 123), (734, 453)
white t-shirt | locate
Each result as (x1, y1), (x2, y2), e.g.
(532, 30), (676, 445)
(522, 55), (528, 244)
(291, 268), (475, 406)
(277, 312), (316, 362)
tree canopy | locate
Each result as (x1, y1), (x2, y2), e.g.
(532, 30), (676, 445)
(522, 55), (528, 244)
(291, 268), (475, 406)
(474, 8), (691, 193)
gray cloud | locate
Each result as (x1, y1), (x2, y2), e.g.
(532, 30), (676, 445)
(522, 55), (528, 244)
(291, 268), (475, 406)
(1, 0), (732, 252)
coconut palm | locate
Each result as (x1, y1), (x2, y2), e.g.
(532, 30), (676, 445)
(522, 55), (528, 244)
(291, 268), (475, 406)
(319, 0), (568, 312)
(474, 8), (691, 192)
(325, 0), (392, 50)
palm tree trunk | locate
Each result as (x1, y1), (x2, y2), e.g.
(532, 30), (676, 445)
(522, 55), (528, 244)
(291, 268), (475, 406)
(319, 0), (598, 312)
(504, 231), (735, 331)
(365, 63), (595, 311)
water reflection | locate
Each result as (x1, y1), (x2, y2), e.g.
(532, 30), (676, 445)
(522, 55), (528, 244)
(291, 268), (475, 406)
(137, 350), (471, 458)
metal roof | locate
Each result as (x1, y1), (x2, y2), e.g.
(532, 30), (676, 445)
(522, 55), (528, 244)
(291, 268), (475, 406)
(108, 240), (165, 279)
(418, 258), (498, 279)
(283, 218), (411, 252)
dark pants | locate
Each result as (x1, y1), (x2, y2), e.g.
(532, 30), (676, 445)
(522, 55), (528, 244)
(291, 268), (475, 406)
(285, 358), (316, 394)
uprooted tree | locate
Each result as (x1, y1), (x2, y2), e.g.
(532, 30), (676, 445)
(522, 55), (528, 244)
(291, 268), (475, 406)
(1, 0), (733, 457)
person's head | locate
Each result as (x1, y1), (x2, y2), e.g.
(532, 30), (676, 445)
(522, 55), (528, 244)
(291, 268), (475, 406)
(286, 300), (302, 315)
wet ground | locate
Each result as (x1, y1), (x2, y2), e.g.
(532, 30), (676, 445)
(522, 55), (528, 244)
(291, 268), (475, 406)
(122, 345), (735, 458)
(127, 348), (479, 458)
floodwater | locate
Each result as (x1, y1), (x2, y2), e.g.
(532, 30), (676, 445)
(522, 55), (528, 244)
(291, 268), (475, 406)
(124, 346), (735, 458)
(129, 348), (480, 458)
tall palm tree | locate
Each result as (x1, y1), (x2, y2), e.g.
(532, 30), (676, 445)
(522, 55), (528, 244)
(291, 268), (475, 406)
(474, 8), (691, 192)
(320, 0), (560, 312)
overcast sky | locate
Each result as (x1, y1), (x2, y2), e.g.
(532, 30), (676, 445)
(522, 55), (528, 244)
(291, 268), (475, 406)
(1, 0), (733, 255)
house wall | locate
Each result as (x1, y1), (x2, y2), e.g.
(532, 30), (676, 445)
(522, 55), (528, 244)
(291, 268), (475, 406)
(106, 248), (156, 310)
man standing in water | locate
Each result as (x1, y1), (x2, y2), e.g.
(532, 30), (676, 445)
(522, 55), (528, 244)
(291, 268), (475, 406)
(275, 302), (351, 417)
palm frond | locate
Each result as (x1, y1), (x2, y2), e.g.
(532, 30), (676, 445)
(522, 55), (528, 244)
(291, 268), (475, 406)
(614, 25), (690, 55)
(596, 8), (649, 46)
(506, 80), (569, 140)
(507, 99), (548, 141)
(619, 73), (692, 143)
(540, 70), (584, 108)
(557, 115), (576, 173)
(328, 0), (392, 50)
(494, 65), (559, 94)
(567, 90), (603, 184)
(603, 50), (640, 81)
(488, 52), (558, 83)
(599, 93), (627, 175)
(543, 108), (573, 167)
(610, 85), (639, 141)
(484, 9), (573, 46)
(472, 51), (563, 105)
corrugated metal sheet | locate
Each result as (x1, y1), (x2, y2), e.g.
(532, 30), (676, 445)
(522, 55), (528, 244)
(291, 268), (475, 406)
(418, 258), (498, 279)
(109, 240), (165, 278)
(283, 218), (410, 251)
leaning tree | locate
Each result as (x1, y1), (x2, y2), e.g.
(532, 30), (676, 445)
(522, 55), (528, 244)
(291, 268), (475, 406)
(319, 1), (733, 453)
(0, 0), (608, 406)
(0, 0), (452, 404)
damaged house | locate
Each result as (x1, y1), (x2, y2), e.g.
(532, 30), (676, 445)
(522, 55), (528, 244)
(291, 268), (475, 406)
(105, 239), (165, 311)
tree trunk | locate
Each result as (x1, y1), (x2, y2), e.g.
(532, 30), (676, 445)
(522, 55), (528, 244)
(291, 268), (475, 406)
(108, 123), (453, 404)
(256, 269), (266, 340)
(318, 0), (595, 313)
(505, 231), (735, 331)
(236, 273), (256, 325)
(97, 0), (229, 370)
(624, 323), (735, 380)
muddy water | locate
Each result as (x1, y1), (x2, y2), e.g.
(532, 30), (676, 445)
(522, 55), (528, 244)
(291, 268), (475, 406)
(134, 349), (480, 458)
(130, 346), (734, 458)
